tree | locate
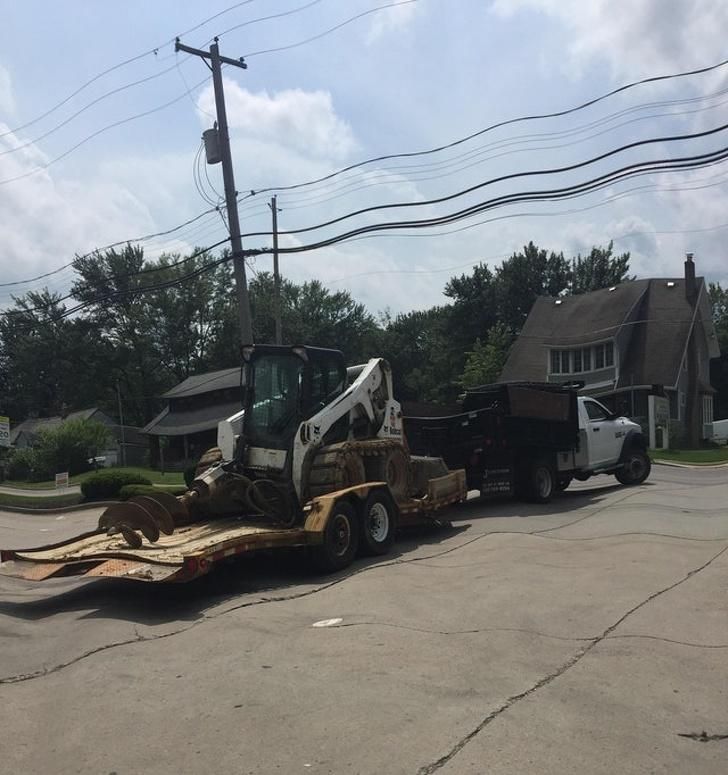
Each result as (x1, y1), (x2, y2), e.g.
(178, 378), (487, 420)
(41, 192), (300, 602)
(708, 282), (728, 420)
(0, 290), (114, 421)
(569, 242), (632, 293)
(34, 419), (111, 477)
(460, 324), (514, 389)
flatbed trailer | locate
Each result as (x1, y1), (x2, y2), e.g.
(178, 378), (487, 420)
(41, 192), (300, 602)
(0, 473), (466, 585)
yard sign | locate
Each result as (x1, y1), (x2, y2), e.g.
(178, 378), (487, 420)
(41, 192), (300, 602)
(0, 416), (9, 447)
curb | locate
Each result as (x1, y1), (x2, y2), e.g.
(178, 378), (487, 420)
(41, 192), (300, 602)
(0, 501), (119, 515)
(653, 459), (728, 469)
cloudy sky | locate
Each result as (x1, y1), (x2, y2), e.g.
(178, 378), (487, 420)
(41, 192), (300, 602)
(1, 0), (727, 317)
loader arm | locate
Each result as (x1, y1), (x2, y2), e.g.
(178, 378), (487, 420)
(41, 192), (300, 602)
(291, 358), (403, 500)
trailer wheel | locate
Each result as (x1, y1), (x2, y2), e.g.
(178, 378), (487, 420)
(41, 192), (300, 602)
(527, 459), (555, 503)
(359, 490), (398, 556)
(615, 450), (651, 485)
(311, 500), (360, 573)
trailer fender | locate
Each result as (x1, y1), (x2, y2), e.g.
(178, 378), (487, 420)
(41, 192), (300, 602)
(304, 482), (388, 535)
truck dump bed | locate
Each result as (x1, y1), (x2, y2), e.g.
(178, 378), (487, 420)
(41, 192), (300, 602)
(403, 383), (579, 492)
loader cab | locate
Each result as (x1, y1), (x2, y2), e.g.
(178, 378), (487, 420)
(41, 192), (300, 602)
(241, 345), (347, 452)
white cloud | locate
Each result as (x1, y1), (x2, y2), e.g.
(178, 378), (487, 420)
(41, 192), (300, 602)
(0, 64), (14, 117)
(0, 123), (162, 298)
(197, 81), (358, 160)
(490, 0), (728, 79)
(367, 1), (420, 43)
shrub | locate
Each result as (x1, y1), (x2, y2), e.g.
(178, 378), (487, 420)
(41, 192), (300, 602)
(119, 484), (187, 500)
(81, 471), (151, 501)
(5, 448), (41, 481)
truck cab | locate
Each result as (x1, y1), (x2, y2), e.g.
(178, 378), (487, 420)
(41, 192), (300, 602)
(575, 397), (642, 470)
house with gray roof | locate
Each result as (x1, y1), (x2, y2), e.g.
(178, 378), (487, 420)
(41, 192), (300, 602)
(499, 255), (720, 447)
(142, 366), (242, 468)
(10, 408), (148, 466)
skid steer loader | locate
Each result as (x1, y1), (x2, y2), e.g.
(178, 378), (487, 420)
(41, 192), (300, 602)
(98, 345), (440, 547)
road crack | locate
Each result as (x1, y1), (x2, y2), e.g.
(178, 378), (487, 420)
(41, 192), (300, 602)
(416, 543), (728, 774)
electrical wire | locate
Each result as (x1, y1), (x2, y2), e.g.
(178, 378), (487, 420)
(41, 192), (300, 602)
(247, 54), (728, 198)
(241, 0), (417, 58)
(0, 0), (261, 140)
(6, 142), (728, 320)
(213, 0), (324, 40)
(267, 87), (728, 212)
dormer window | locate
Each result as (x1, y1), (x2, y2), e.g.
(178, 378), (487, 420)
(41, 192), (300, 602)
(549, 341), (615, 375)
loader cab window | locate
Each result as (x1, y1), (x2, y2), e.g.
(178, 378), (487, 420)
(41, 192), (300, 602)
(304, 354), (346, 419)
(246, 354), (304, 447)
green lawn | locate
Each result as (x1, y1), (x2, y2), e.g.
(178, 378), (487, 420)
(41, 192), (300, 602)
(649, 447), (728, 465)
(0, 492), (83, 510)
(3, 466), (185, 490)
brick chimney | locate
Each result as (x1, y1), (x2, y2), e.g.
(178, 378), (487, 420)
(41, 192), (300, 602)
(684, 252), (697, 305)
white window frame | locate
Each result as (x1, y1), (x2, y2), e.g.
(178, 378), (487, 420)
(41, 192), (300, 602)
(548, 340), (617, 377)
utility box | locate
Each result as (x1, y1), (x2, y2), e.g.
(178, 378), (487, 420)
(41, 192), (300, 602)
(203, 127), (222, 165)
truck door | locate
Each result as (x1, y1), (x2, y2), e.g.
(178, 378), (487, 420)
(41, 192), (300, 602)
(582, 399), (617, 468)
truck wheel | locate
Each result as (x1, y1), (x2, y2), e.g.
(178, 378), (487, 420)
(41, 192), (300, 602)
(311, 500), (360, 573)
(528, 459), (555, 503)
(359, 490), (398, 556)
(616, 450), (651, 485)
(555, 475), (572, 492)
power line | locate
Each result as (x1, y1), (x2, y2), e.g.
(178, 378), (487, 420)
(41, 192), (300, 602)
(0, 0), (261, 141)
(242, 0), (419, 57)
(267, 87), (728, 212)
(245, 123), (728, 241)
(247, 54), (728, 198)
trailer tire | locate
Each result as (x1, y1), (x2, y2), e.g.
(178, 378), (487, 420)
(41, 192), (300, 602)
(615, 450), (651, 486)
(527, 458), (555, 503)
(311, 500), (359, 573)
(359, 490), (398, 556)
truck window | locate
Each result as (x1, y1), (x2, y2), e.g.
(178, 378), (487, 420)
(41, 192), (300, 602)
(584, 400), (610, 421)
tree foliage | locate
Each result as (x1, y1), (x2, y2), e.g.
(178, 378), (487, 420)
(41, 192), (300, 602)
(0, 240), (636, 428)
(461, 324), (515, 389)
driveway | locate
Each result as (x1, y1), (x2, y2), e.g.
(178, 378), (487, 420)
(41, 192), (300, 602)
(0, 464), (726, 774)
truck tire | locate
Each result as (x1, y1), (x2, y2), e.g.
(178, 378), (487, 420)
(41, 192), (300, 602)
(615, 450), (651, 486)
(359, 490), (398, 556)
(527, 459), (555, 503)
(555, 475), (572, 492)
(310, 500), (359, 573)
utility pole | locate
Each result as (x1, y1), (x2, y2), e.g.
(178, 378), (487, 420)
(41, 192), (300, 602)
(176, 37), (253, 345)
(269, 195), (282, 344)
(116, 380), (126, 468)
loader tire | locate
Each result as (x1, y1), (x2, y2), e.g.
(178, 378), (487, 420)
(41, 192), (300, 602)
(364, 445), (410, 501)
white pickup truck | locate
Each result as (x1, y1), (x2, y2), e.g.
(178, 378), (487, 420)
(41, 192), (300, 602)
(553, 395), (651, 493)
(404, 383), (651, 503)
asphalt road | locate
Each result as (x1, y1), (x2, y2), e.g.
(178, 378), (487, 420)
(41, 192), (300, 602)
(0, 464), (726, 774)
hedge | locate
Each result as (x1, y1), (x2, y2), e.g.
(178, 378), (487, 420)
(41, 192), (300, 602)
(81, 471), (152, 501)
